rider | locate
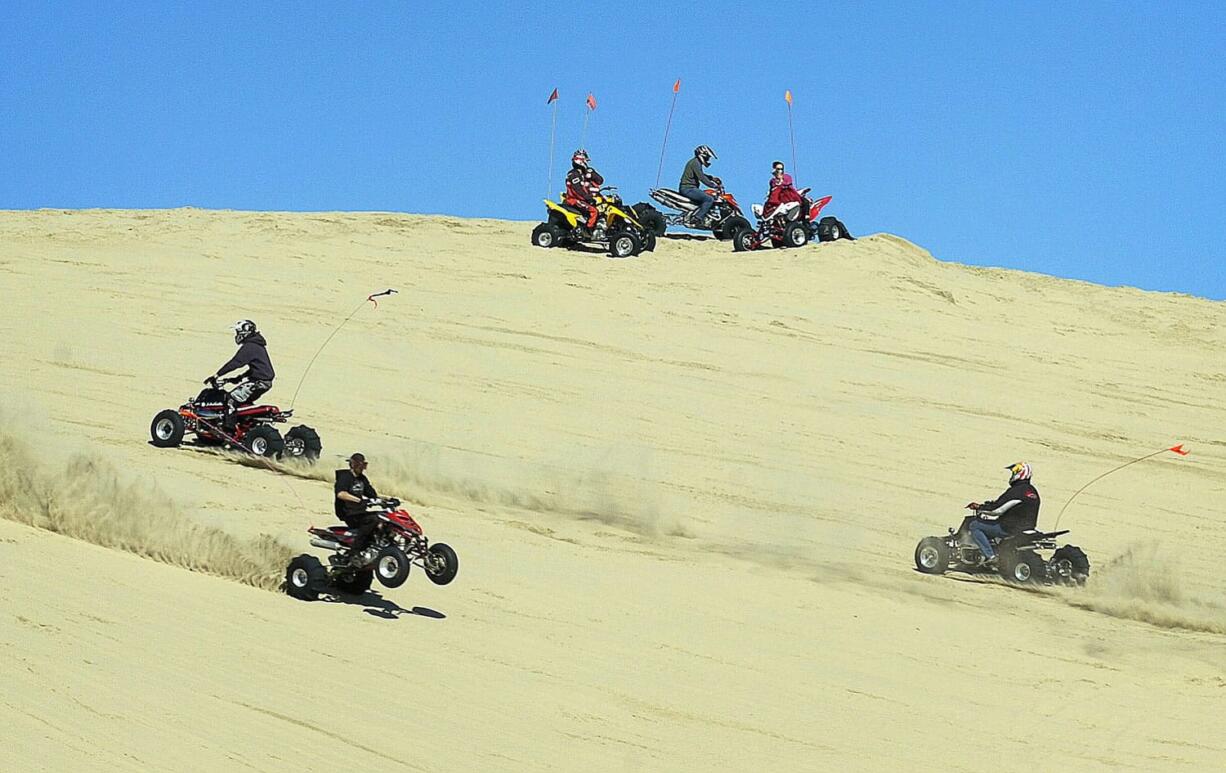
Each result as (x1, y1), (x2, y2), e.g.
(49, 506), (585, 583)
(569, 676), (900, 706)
(967, 462), (1041, 566)
(334, 452), (381, 565)
(209, 319), (275, 430)
(679, 145), (721, 227)
(564, 149), (606, 238)
(763, 160), (803, 218)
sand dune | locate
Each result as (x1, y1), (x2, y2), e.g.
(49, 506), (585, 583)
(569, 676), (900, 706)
(2, 209), (1225, 770)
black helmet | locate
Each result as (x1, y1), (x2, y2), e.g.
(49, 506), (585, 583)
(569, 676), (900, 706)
(571, 148), (590, 168)
(694, 145), (716, 166)
(233, 319), (257, 345)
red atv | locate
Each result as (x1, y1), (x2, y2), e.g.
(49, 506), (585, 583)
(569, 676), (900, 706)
(148, 377), (322, 461)
(733, 193), (853, 251)
(285, 497), (459, 600)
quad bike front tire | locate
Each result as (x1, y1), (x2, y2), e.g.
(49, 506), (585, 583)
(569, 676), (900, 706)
(999, 550), (1047, 585)
(242, 425), (284, 458)
(914, 537), (950, 575)
(531, 223), (562, 249)
(608, 230), (642, 259)
(331, 569), (374, 595)
(374, 545), (412, 588)
(424, 543), (459, 586)
(783, 221), (809, 248)
(285, 554), (328, 601)
(150, 410), (185, 448)
(281, 425), (322, 462)
(643, 231), (658, 253)
(1050, 545), (1091, 586)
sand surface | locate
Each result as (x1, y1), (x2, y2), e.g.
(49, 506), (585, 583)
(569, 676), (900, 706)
(1, 209), (1225, 771)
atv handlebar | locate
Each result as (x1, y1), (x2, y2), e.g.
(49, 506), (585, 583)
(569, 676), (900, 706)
(365, 496), (402, 510)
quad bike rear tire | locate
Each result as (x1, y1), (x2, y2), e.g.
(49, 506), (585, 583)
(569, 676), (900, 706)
(643, 231), (658, 253)
(424, 542), (459, 586)
(719, 215), (751, 242)
(914, 537), (950, 575)
(636, 207), (667, 236)
(608, 230), (642, 259)
(242, 424), (284, 458)
(783, 221), (809, 248)
(331, 569), (374, 595)
(374, 545), (411, 588)
(282, 425), (322, 462)
(531, 223), (562, 248)
(150, 410), (185, 448)
(999, 550), (1046, 585)
(1050, 545), (1090, 586)
(285, 554), (328, 601)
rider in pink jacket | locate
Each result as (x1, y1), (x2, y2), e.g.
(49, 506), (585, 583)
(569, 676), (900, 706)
(763, 161), (803, 218)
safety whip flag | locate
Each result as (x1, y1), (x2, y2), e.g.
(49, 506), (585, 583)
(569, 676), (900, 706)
(546, 87), (560, 196)
(1053, 443), (1192, 529)
(656, 77), (683, 187)
(581, 92), (597, 148)
(784, 89), (797, 174)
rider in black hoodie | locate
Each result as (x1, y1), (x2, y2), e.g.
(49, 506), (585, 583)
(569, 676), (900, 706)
(968, 462), (1041, 564)
(210, 320), (276, 427)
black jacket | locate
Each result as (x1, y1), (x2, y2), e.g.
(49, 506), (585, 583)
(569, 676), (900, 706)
(334, 469), (378, 522)
(216, 333), (275, 382)
(679, 157), (717, 191)
(981, 481), (1041, 533)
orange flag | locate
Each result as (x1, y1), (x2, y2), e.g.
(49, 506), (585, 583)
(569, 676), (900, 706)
(1168, 444), (1190, 456)
(784, 89), (793, 105)
(673, 78), (681, 93)
(546, 88), (558, 104)
(586, 92), (597, 110)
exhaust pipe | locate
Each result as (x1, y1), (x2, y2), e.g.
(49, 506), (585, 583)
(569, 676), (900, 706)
(310, 538), (343, 551)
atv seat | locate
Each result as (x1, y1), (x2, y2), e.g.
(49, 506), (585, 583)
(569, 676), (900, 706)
(235, 404), (279, 417)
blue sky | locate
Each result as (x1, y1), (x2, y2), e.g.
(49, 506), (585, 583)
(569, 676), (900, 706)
(2, 2), (1223, 297)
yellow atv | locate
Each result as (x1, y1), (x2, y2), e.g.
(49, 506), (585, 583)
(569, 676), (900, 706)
(531, 186), (656, 258)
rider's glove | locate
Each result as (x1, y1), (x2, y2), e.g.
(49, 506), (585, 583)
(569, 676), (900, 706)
(966, 502), (981, 510)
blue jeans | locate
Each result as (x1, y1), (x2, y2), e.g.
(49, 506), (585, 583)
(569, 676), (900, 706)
(680, 187), (715, 223)
(969, 519), (1008, 559)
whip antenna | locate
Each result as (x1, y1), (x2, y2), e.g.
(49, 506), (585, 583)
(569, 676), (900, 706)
(289, 289), (397, 410)
(1052, 444), (1189, 530)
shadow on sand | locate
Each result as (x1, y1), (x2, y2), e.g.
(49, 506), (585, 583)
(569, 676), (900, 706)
(321, 590), (447, 621)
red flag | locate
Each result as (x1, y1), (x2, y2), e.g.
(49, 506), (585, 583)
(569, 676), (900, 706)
(1168, 444), (1190, 456)
(586, 92), (597, 110)
(547, 88), (558, 104)
(784, 89), (793, 105)
(672, 78), (681, 93)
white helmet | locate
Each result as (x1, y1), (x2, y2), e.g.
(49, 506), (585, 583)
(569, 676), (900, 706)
(1006, 462), (1032, 484)
(233, 319), (257, 345)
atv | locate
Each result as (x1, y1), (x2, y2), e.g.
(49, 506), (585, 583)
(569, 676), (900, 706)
(638, 182), (751, 242)
(914, 507), (1091, 586)
(531, 186), (657, 258)
(149, 376), (322, 461)
(285, 497), (459, 600)
(734, 192), (853, 252)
